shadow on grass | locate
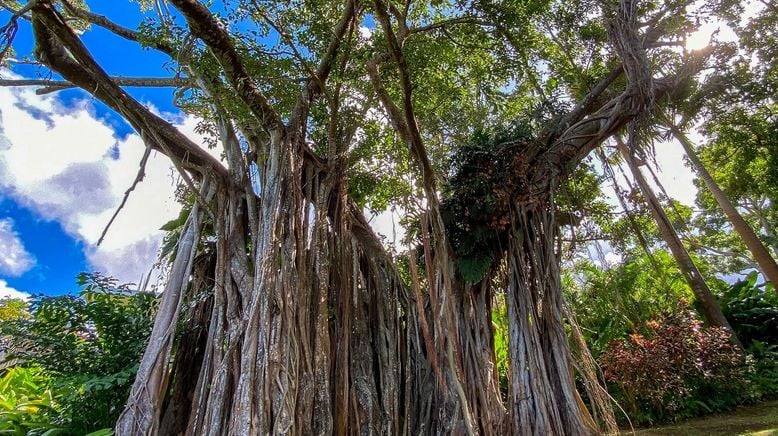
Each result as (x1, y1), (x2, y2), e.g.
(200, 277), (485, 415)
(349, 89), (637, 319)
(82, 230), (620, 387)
(625, 400), (778, 436)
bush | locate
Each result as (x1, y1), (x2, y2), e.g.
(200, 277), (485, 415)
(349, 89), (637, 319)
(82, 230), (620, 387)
(1, 273), (157, 434)
(718, 272), (778, 349)
(599, 303), (744, 425)
(0, 366), (62, 435)
(563, 252), (696, 358)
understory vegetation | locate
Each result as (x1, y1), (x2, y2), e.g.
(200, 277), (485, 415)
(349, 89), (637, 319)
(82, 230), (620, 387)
(0, 274), (156, 435)
(570, 269), (778, 427)
(2, 271), (776, 433)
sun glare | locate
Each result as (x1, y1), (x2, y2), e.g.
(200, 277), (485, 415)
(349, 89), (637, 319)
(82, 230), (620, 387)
(686, 23), (716, 51)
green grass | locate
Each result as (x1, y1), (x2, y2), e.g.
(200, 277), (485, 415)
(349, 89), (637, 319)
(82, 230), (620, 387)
(626, 400), (778, 436)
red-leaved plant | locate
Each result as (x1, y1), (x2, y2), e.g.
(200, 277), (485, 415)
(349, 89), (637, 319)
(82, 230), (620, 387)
(599, 301), (743, 422)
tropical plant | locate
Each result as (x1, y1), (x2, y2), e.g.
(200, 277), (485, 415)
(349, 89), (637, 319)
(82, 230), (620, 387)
(0, 0), (745, 432)
(599, 304), (744, 425)
(565, 251), (695, 357)
(0, 366), (62, 435)
(615, 136), (739, 345)
(669, 122), (778, 285)
(0, 299), (27, 323)
(1, 273), (156, 434)
(719, 272), (778, 350)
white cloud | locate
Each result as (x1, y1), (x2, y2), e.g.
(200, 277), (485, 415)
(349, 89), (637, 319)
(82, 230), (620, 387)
(0, 76), (217, 283)
(0, 219), (35, 276)
(358, 25), (372, 40)
(603, 250), (623, 266)
(0, 279), (30, 300)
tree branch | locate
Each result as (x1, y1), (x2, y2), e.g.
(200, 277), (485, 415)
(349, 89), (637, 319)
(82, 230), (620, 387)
(98, 144), (152, 246)
(31, 1), (226, 177)
(288, 0), (356, 131)
(407, 16), (486, 36)
(372, 0), (437, 192)
(167, 0), (283, 132)
(0, 76), (190, 94)
(543, 43), (714, 184)
(60, 0), (175, 55)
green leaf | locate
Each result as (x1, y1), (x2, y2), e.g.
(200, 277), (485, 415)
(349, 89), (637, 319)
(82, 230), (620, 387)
(457, 254), (493, 283)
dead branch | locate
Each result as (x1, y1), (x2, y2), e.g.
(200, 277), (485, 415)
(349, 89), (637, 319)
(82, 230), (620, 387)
(97, 145), (152, 246)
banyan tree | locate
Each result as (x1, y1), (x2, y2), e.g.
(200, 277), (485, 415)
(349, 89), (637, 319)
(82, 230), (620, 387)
(0, 0), (717, 433)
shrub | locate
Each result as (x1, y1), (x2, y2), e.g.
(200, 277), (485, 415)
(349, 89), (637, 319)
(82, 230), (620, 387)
(718, 272), (778, 349)
(599, 303), (744, 425)
(1, 273), (157, 434)
(0, 366), (62, 435)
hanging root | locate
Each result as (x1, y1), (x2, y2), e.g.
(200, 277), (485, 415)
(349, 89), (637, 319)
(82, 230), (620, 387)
(116, 176), (215, 436)
(0, 15), (19, 62)
(565, 305), (620, 435)
(504, 201), (605, 436)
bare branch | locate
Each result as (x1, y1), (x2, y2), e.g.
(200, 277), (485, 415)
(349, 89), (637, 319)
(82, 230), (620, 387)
(97, 145), (152, 246)
(31, 1), (226, 177)
(0, 76), (191, 94)
(0, 0), (36, 19)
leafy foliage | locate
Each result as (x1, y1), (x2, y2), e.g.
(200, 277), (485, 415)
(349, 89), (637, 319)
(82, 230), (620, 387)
(0, 273), (156, 434)
(599, 304), (744, 425)
(491, 293), (510, 397)
(718, 272), (778, 350)
(0, 299), (27, 323)
(564, 251), (695, 357)
(0, 366), (61, 435)
(441, 119), (542, 282)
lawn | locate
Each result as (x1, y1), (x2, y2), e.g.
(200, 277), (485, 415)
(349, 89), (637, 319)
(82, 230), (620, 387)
(629, 400), (778, 435)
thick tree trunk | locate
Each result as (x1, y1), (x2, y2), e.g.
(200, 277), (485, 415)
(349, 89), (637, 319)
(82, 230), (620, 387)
(670, 124), (778, 285)
(506, 202), (597, 436)
(116, 181), (211, 436)
(617, 138), (740, 345)
(114, 135), (602, 435)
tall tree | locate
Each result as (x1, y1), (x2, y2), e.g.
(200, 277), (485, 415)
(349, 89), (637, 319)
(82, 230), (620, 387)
(615, 136), (739, 346)
(0, 0), (718, 433)
(667, 122), (778, 285)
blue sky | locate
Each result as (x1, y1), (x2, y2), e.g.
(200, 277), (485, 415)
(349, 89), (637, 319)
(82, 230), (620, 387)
(0, 196), (87, 295)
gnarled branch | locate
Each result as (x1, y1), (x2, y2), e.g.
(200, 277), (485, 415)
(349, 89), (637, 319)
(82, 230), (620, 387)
(0, 76), (190, 94)
(31, 1), (226, 177)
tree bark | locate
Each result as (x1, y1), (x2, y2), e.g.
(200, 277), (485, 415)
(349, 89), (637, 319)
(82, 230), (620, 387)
(506, 202), (598, 436)
(616, 137), (741, 346)
(669, 124), (778, 286)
